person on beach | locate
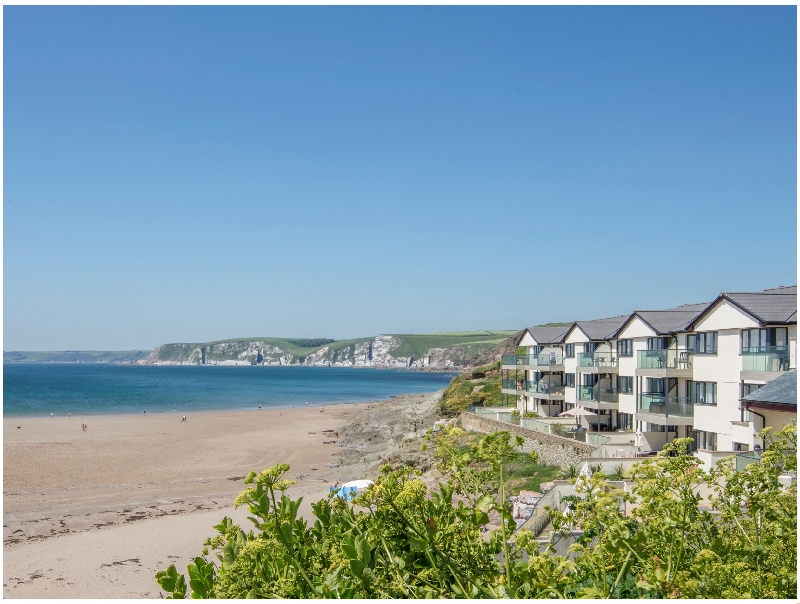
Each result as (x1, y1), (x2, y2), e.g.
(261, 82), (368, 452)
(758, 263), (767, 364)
(143, 409), (146, 415)
(68, 412), (71, 419)
(51, 413), (53, 418)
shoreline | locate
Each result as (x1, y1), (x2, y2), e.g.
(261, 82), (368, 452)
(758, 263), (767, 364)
(3, 361), (465, 373)
(3, 390), (444, 598)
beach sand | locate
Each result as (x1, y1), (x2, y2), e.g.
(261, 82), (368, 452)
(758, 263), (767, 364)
(3, 392), (442, 598)
(4, 403), (360, 597)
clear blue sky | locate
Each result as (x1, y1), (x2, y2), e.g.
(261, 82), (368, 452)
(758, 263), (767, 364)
(4, 6), (797, 350)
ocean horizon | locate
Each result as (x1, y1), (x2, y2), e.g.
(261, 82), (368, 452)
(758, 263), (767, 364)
(3, 363), (458, 417)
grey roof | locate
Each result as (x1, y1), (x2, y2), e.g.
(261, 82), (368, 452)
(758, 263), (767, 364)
(723, 291), (797, 324)
(524, 325), (572, 345)
(573, 315), (630, 341)
(611, 302), (710, 337)
(742, 369), (797, 407)
(762, 285), (797, 295)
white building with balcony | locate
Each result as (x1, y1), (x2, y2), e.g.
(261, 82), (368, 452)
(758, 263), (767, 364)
(502, 285), (796, 456)
(682, 285), (797, 452)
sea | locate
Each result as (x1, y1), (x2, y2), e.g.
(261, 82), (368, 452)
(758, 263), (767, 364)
(3, 364), (458, 417)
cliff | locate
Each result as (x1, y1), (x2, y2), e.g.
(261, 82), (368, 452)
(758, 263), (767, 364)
(140, 331), (520, 370)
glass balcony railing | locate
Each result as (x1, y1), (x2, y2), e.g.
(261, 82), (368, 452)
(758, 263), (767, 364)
(637, 394), (694, 418)
(501, 378), (526, 391)
(526, 381), (565, 397)
(742, 346), (791, 372)
(577, 352), (618, 368)
(578, 386), (619, 403)
(637, 349), (693, 371)
(502, 353), (564, 367)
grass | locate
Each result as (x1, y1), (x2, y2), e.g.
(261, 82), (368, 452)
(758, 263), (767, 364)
(504, 454), (560, 496)
(4, 350), (151, 362)
(439, 361), (505, 415)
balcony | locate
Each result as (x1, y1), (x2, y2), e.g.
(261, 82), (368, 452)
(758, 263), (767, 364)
(741, 346), (791, 381)
(635, 394), (695, 425)
(526, 380), (565, 400)
(577, 351), (619, 373)
(501, 378), (526, 394)
(577, 386), (619, 409)
(636, 349), (693, 377)
(501, 353), (564, 371)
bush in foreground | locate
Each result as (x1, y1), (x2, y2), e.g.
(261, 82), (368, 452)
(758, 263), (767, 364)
(157, 424), (796, 598)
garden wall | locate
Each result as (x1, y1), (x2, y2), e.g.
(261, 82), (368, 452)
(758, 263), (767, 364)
(460, 412), (597, 466)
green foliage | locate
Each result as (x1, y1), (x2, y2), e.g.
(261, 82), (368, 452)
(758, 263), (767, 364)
(157, 424), (797, 600)
(284, 338), (336, 348)
(4, 350), (151, 363)
(439, 362), (503, 415)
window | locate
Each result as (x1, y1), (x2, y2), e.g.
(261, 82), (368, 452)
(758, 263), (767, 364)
(645, 377), (665, 394)
(532, 346), (543, 355)
(619, 376), (633, 394)
(688, 381), (717, 405)
(565, 344), (575, 358)
(618, 413), (634, 431)
(693, 430), (717, 451)
(742, 327), (788, 351)
(582, 374), (599, 387)
(618, 339), (633, 357)
(647, 337), (672, 350)
(742, 383), (762, 397)
(583, 342), (598, 354)
(688, 332), (717, 354)
(733, 442), (749, 452)
(565, 373), (575, 387)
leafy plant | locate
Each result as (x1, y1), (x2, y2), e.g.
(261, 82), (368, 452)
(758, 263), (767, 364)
(156, 424), (797, 599)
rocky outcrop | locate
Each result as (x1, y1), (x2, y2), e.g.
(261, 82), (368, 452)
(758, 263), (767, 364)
(140, 333), (513, 370)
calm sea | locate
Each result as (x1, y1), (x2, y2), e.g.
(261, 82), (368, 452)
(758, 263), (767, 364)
(3, 364), (457, 417)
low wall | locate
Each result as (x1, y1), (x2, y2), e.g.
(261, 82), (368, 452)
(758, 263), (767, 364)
(460, 412), (597, 466)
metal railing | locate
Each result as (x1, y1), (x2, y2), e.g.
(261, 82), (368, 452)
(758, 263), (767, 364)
(637, 349), (693, 370)
(577, 352), (618, 368)
(578, 385), (619, 403)
(742, 346), (791, 372)
(637, 394), (694, 418)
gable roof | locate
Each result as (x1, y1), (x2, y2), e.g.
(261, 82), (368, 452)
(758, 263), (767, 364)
(523, 325), (573, 345)
(611, 302), (710, 338)
(687, 286), (797, 330)
(570, 315), (631, 341)
(741, 369), (796, 407)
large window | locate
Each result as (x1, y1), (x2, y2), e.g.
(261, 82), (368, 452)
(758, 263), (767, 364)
(565, 373), (575, 387)
(742, 327), (788, 351)
(619, 376), (633, 394)
(618, 339), (633, 357)
(688, 331), (717, 354)
(647, 337), (672, 350)
(532, 346), (543, 355)
(583, 342), (598, 354)
(582, 374), (599, 387)
(693, 430), (717, 451)
(565, 344), (575, 358)
(645, 377), (665, 394)
(618, 412), (634, 431)
(688, 381), (717, 405)
(742, 383), (762, 397)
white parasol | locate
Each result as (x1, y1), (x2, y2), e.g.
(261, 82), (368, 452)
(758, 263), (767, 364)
(634, 431), (644, 449)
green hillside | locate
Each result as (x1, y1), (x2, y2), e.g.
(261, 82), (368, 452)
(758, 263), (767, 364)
(4, 350), (151, 363)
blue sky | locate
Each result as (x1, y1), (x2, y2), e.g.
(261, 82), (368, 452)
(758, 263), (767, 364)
(4, 6), (797, 350)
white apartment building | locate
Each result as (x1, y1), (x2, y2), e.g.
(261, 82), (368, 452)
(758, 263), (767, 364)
(501, 285), (796, 454)
(682, 286), (797, 451)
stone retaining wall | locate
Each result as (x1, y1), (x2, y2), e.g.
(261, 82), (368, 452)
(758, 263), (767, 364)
(460, 412), (596, 466)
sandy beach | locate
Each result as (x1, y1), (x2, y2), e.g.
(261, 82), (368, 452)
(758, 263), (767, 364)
(4, 392), (442, 598)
